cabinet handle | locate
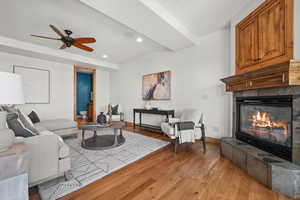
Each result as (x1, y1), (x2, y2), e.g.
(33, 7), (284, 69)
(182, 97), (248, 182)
(249, 80), (253, 87)
(282, 73), (285, 83)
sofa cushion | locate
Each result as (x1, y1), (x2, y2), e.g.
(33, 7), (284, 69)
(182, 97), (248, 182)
(34, 124), (48, 132)
(35, 119), (77, 132)
(53, 128), (79, 137)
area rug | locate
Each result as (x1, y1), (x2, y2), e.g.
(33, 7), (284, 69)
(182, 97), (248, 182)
(38, 129), (169, 200)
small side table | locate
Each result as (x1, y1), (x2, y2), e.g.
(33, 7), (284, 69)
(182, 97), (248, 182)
(0, 142), (29, 200)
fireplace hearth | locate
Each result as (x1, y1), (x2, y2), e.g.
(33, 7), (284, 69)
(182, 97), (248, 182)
(236, 96), (293, 161)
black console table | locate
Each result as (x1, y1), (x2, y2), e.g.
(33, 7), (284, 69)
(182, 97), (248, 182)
(133, 108), (175, 132)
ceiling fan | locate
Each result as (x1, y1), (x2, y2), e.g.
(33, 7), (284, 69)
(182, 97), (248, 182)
(31, 25), (96, 52)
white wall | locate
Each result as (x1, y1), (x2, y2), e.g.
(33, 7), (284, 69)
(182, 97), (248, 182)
(110, 29), (232, 138)
(0, 51), (110, 121)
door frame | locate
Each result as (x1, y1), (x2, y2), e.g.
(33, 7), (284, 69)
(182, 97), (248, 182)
(74, 65), (96, 122)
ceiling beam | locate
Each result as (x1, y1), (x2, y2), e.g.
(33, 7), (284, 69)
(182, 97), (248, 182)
(80, 0), (194, 51)
(0, 36), (119, 70)
(138, 0), (199, 44)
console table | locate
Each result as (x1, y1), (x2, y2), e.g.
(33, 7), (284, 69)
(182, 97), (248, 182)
(133, 108), (175, 132)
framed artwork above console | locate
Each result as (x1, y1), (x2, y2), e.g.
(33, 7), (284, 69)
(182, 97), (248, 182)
(142, 70), (171, 100)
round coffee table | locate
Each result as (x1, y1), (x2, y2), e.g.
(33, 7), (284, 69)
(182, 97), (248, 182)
(79, 122), (125, 150)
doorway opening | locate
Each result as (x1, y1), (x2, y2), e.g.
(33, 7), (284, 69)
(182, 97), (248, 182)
(74, 66), (96, 123)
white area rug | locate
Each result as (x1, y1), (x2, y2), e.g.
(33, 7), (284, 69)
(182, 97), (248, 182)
(38, 130), (169, 200)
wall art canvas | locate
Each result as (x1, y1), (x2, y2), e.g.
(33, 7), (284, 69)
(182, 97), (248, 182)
(142, 71), (171, 100)
(13, 66), (50, 104)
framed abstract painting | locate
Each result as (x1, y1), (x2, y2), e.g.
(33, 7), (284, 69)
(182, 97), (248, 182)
(142, 71), (171, 100)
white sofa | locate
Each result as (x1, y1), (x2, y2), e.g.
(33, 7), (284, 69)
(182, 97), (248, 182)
(35, 119), (78, 137)
(15, 129), (71, 186)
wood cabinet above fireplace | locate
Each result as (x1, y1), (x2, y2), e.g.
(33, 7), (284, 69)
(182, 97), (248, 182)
(236, 0), (293, 75)
(222, 0), (296, 92)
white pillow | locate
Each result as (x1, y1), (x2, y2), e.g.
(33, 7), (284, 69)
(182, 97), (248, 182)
(0, 111), (7, 129)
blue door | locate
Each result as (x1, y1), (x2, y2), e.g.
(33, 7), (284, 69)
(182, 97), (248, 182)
(76, 72), (93, 115)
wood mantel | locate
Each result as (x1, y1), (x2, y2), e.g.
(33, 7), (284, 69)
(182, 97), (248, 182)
(221, 60), (300, 92)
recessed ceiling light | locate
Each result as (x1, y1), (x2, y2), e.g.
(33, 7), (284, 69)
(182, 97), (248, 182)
(136, 37), (143, 43)
(102, 54), (108, 59)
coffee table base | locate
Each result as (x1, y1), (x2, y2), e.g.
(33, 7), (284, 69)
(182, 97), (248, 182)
(82, 135), (126, 150)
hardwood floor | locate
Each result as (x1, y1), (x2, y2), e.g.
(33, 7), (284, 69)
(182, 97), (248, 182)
(30, 126), (293, 200)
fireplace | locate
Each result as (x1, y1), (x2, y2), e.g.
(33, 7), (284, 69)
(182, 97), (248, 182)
(236, 96), (293, 161)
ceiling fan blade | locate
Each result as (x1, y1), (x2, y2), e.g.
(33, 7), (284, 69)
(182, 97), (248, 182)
(31, 34), (60, 40)
(49, 24), (65, 38)
(73, 42), (94, 52)
(60, 43), (67, 49)
(74, 38), (96, 44)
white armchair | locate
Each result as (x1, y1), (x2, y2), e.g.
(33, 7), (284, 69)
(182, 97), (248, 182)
(161, 109), (206, 152)
(106, 104), (124, 122)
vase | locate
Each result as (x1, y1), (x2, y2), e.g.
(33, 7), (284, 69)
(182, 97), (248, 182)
(144, 101), (152, 110)
(97, 112), (107, 124)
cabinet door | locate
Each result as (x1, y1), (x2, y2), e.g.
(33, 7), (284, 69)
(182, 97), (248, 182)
(237, 18), (259, 73)
(258, 0), (285, 62)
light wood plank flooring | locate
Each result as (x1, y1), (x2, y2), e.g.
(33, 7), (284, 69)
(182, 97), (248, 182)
(30, 126), (294, 200)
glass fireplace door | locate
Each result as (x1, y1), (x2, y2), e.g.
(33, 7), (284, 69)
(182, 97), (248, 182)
(239, 104), (292, 148)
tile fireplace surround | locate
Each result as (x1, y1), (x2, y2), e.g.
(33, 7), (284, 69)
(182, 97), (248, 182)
(232, 86), (300, 165)
(220, 86), (300, 199)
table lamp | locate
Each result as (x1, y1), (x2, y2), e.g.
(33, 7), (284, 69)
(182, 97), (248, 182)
(0, 72), (25, 152)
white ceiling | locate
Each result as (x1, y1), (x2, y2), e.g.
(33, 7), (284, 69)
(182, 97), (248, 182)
(152, 0), (252, 37)
(0, 0), (166, 64)
(0, 0), (252, 67)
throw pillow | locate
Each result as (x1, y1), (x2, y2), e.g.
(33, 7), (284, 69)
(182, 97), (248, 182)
(0, 111), (7, 129)
(1, 105), (19, 114)
(6, 113), (35, 137)
(28, 111), (40, 124)
(111, 105), (119, 115)
(17, 110), (39, 135)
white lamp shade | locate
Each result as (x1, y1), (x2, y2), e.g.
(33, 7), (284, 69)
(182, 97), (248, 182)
(0, 72), (25, 105)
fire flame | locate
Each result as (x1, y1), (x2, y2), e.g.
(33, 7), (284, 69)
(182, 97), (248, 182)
(251, 110), (288, 135)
